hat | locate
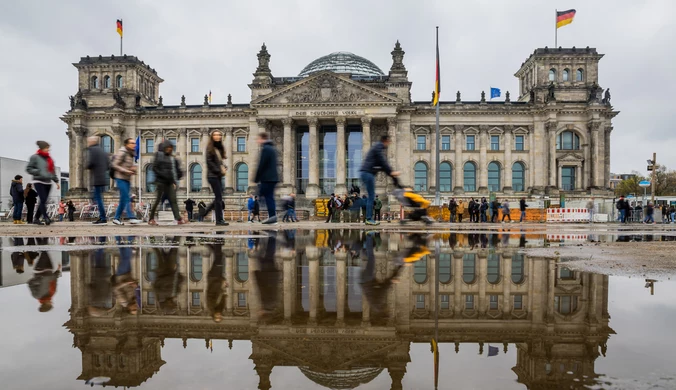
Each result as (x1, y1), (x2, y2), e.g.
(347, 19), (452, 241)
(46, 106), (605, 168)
(36, 140), (50, 149)
(14, 175), (22, 180)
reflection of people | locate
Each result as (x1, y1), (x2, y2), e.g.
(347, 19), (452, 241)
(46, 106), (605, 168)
(28, 251), (61, 312)
(361, 232), (402, 320)
(152, 246), (184, 314)
(253, 232), (280, 316)
(207, 242), (227, 322)
(113, 236), (138, 314)
(87, 237), (113, 316)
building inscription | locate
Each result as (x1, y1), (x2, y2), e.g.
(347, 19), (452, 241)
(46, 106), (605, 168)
(293, 110), (364, 117)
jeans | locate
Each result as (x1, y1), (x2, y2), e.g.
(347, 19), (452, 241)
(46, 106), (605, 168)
(13, 200), (23, 221)
(520, 211), (526, 222)
(374, 209), (381, 221)
(283, 209), (297, 222)
(114, 180), (135, 220)
(644, 214), (654, 223)
(26, 203), (35, 223)
(150, 182), (180, 221)
(206, 177), (224, 222)
(619, 209), (626, 223)
(588, 209), (594, 223)
(671, 212), (675, 223)
(34, 183), (51, 222)
(93, 185), (108, 220)
(360, 171), (375, 221)
(116, 247), (132, 275)
(258, 181), (277, 218)
(59, 214), (63, 222)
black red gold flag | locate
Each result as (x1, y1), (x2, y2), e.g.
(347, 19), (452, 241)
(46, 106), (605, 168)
(556, 9), (576, 28)
(116, 19), (123, 37)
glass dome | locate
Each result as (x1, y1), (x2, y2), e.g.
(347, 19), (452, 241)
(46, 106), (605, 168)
(298, 52), (384, 77)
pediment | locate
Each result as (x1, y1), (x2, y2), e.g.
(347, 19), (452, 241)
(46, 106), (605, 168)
(252, 72), (401, 105)
(557, 153), (584, 162)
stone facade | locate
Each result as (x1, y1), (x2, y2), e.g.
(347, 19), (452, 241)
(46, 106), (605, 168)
(61, 44), (618, 209)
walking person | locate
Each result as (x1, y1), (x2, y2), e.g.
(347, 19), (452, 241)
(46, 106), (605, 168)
(247, 194), (255, 222)
(456, 200), (465, 223)
(670, 205), (676, 224)
(87, 136), (111, 224)
(519, 197), (528, 223)
(57, 200), (65, 222)
(202, 130), (229, 226)
(26, 141), (60, 225)
(359, 135), (400, 226)
(197, 200), (207, 222)
(448, 198), (457, 223)
(10, 175), (25, 224)
(587, 198), (595, 223)
(643, 202), (655, 224)
(253, 132), (279, 224)
(252, 196), (262, 222)
(490, 199), (500, 223)
(501, 199), (512, 223)
(111, 138), (141, 225)
(374, 195), (382, 222)
(325, 194), (335, 223)
(480, 197), (488, 223)
(148, 141), (187, 225)
(616, 196), (626, 223)
(67, 200), (76, 221)
(184, 198), (196, 221)
(24, 184), (37, 224)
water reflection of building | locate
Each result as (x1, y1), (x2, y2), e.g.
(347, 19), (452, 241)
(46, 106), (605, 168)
(64, 232), (613, 389)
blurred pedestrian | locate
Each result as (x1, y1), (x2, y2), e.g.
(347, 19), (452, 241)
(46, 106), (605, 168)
(26, 141), (60, 225)
(57, 199), (66, 222)
(253, 132), (279, 224)
(148, 141), (186, 225)
(24, 184), (37, 224)
(10, 175), (25, 224)
(27, 252), (61, 312)
(201, 130), (228, 226)
(111, 138), (141, 225)
(86, 136), (110, 224)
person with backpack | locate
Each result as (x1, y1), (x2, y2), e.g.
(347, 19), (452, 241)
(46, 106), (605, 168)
(374, 195), (383, 222)
(86, 137), (110, 224)
(24, 184), (37, 224)
(110, 138), (141, 225)
(519, 197), (529, 222)
(326, 193), (336, 223)
(10, 175), (25, 224)
(198, 200), (207, 222)
(359, 135), (400, 226)
(148, 141), (187, 225)
(26, 141), (60, 225)
(184, 198), (196, 221)
(616, 196), (627, 223)
(252, 195), (261, 222)
(448, 198), (457, 223)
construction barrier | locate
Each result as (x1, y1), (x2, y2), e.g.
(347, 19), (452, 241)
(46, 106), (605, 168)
(546, 208), (591, 223)
(546, 234), (589, 241)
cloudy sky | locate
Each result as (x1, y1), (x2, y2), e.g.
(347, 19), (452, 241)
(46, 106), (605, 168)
(1, 0), (674, 175)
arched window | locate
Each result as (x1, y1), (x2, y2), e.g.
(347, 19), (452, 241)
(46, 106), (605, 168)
(439, 162), (452, 192)
(190, 253), (202, 281)
(413, 256), (428, 284)
(91, 76), (99, 89)
(236, 252), (248, 282)
(103, 75), (111, 88)
(462, 254), (476, 284)
(487, 254), (500, 284)
(576, 68), (584, 82)
(116, 75), (123, 88)
(190, 164), (202, 192)
(414, 162), (428, 192)
(556, 131), (580, 150)
(236, 163), (248, 192)
(100, 135), (113, 154)
(511, 254), (525, 284)
(487, 162), (501, 192)
(548, 68), (556, 82)
(562, 69), (570, 82)
(463, 162), (477, 192)
(512, 162), (525, 192)
(439, 253), (452, 284)
(145, 165), (156, 192)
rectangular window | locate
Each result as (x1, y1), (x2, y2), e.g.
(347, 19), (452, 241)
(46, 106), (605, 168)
(490, 135), (500, 151)
(562, 166), (576, 191)
(465, 295), (475, 310)
(514, 295), (523, 310)
(190, 138), (199, 153)
(145, 139), (154, 153)
(466, 135), (475, 151)
(417, 135), (426, 151)
(237, 137), (246, 152)
(238, 292), (247, 308)
(440, 295), (450, 310)
(515, 135), (524, 151)
(415, 294), (425, 309)
(560, 267), (575, 280)
(191, 292), (200, 306)
(441, 135), (451, 150)
(489, 295), (499, 310)
(147, 291), (155, 305)
(168, 138), (177, 150)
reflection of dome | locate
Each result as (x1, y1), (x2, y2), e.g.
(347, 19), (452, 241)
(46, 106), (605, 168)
(298, 52), (385, 77)
(299, 367), (384, 389)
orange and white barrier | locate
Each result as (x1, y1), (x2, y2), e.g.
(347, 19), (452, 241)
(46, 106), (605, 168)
(547, 234), (589, 241)
(546, 208), (590, 223)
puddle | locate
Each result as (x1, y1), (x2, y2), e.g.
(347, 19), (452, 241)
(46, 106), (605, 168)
(0, 231), (675, 389)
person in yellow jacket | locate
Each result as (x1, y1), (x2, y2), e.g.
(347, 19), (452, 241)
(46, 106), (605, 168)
(456, 200), (465, 223)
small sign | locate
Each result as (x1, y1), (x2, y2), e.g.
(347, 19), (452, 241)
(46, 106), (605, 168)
(639, 180), (651, 188)
(647, 165), (654, 171)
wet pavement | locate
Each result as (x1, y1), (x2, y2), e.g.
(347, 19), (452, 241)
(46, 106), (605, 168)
(0, 231), (675, 389)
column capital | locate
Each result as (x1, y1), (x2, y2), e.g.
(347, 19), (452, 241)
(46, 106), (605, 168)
(454, 124), (464, 132)
(281, 117), (293, 127)
(587, 121), (601, 132)
(256, 118), (269, 129)
(545, 120), (558, 132)
(223, 126), (233, 136)
(479, 125), (489, 132)
(335, 117), (346, 126)
(504, 125), (514, 133)
(386, 117), (398, 127)
(307, 117), (319, 126)
(361, 116), (372, 125)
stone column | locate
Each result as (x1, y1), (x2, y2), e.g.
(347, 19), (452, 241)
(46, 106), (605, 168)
(502, 254), (512, 318)
(576, 163), (583, 190)
(306, 118), (320, 199)
(590, 123), (601, 188)
(225, 252), (234, 315)
(361, 116), (371, 149)
(283, 254), (294, 323)
(77, 127), (88, 191)
(504, 127), (513, 192)
(335, 117), (347, 196)
(604, 127), (611, 190)
(248, 119), (267, 192)
(478, 126), (488, 192)
(307, 246), (319, 325)
(335, 252), (346, 326)
(387, 117), (398, 164)
(547, 123), (558, 188)
(454, 126), (464, 193)
(281, 118), (294, 195)
(397, 114), (413, 186)
(224, 127), (235, 194)
(478, 254), (487, 316)
(453, 253), (463, 314)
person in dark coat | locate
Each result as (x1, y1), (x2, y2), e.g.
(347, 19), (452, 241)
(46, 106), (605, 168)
(253, 132), (279, 224)
(148, 141), (186, 225)
(86, 136), (110, 224)
(197, 200), (206, 222)
(24, 184), (37, 224)
(10, 175), (25, 224)
(325, 194), (335, 223)
(480, 197), (488, 223)
(28, 252), (61, 312)
(206, 241), (227, 322)
(201, 130), (229, 226)
(253, 232), (280, 317)
(448, 198), (457, 223)
(519, 198), (528, 222)
(184, 198), (196, 221)
(66, 200), (76, 221)
(359, 135), (400, 225)
(252, 195), (261, 222)
(26, 140), (60, 225)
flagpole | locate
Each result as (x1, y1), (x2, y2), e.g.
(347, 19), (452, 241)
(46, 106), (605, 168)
(554, 10), (557, 47)
(120, 19), (123, 56)
(434, 26), (441, 208)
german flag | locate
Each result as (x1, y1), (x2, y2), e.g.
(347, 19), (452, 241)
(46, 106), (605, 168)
(116, 19), (123, 37)
(432, 28), (440, 106)
(556, 9), (576, 29)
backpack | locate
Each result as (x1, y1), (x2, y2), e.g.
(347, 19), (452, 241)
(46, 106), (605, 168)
(334, 198), (343, 209)
(616, 201), (622, 210)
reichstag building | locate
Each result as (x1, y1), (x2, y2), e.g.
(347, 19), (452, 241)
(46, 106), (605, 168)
(62, 42), (618, 206)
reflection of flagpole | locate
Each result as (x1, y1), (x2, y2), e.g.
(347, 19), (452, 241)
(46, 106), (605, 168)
(433, 237), (440, 389)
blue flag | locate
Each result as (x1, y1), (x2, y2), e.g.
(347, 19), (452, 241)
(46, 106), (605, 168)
(490, 88), (501, 99)
(488, 345), (499, 357)
(134, 135), (140, 163)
